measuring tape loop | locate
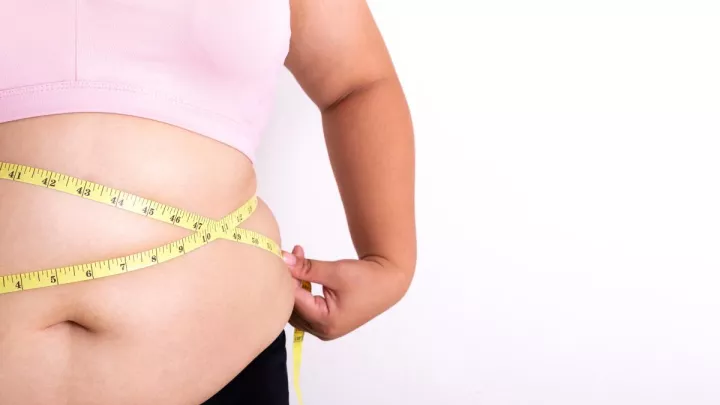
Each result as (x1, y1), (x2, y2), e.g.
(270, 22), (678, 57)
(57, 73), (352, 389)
(0, 161), (311, 405)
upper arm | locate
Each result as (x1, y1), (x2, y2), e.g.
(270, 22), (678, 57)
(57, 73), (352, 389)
(284, 0), (397, 111)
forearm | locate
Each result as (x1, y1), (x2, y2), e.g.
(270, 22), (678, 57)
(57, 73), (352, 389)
(321, 76), (416, 284)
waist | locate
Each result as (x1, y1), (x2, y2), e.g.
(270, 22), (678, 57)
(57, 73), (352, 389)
(0, 111), (285, 318)
(0, 113), (294, 404)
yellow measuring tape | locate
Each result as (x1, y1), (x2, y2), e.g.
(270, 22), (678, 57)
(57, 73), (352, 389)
(0, 161), (311, 404)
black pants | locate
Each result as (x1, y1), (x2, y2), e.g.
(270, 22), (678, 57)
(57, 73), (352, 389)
(202, 331), (289, 405)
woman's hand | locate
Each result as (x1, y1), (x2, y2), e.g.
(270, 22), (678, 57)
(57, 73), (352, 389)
(283, 245), (411, 341)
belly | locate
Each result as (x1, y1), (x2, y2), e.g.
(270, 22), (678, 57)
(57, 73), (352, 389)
(0, 113), (295, 405)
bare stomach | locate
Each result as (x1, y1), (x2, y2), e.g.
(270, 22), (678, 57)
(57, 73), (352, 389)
(0, 113), (295, 405)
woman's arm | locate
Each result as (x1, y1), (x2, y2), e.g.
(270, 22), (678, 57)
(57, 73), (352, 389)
(283, 0), (416, 340)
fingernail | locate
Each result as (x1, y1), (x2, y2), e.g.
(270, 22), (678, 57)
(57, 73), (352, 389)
(283, 252), (297, 266)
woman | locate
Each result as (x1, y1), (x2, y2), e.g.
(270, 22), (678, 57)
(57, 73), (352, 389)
(0, 0), (415, 404)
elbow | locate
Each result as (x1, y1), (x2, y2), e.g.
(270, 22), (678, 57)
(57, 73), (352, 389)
(365, 248), (417, 303)
(395, 262), (416, 303)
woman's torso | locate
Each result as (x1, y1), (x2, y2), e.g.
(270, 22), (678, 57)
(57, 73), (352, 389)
(0, 0), (294, 401)
(0, 114), (295, 405)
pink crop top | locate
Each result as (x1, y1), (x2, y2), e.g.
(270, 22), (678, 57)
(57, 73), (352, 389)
(0, 0), (291, 163)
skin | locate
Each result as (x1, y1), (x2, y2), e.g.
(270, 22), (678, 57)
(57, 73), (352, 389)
(0, 116), (297, 405)
(0, 0), (414, 403)
(283, 0), (417, 341)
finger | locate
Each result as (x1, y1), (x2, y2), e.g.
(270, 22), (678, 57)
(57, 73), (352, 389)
(292, 245), (305, 259)
(289, 253), (340, 288)
(289, 245), (307, 275)
(282, 250), (297, 267)
(280, 251), (301, 287)
(289, 311), (314, 333)
(292, 282), (330, 326)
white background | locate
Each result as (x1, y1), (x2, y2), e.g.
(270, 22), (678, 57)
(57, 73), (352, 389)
(256, 1), (720, 404)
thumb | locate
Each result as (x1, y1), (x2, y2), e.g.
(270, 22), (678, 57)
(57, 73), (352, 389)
(288, 245), (340, 288)
(292, 284), (330, 327)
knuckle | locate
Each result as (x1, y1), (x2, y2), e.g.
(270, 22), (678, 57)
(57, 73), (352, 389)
(317, 329), (334, 341)
(318, 322), (339, 341)
(297, 258), (310, 275)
